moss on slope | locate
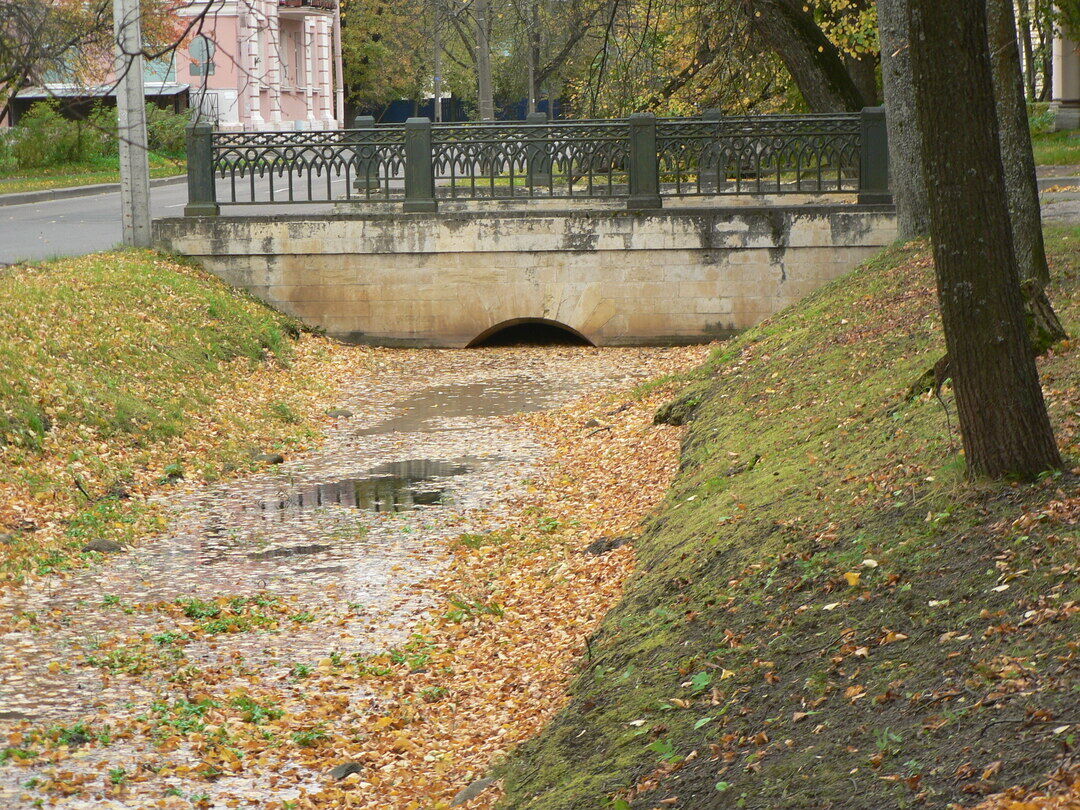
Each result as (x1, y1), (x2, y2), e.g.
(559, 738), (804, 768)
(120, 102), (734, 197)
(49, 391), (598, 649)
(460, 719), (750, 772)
(500, 228), (1080, 809)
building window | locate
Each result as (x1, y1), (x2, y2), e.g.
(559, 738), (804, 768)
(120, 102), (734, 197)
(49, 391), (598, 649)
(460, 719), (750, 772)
(189, 35), (216, 77)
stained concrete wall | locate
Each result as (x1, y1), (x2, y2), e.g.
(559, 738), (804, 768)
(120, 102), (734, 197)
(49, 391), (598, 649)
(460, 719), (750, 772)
(152, 205), (896, 347)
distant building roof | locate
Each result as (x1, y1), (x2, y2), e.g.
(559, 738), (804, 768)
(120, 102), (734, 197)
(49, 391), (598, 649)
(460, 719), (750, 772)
(16, 83), (190, 99)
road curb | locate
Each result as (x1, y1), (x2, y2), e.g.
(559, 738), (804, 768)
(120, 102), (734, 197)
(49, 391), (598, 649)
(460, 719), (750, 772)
(1038, 174), (1080, 191)
(0, 173), (187, 207)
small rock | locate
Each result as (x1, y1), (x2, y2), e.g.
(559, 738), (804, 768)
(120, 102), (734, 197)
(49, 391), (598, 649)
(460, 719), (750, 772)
(451, 777), (496, 806)
(254, 453), (285, 465)
(82, 539), (124, 554)
(327, 409), (354, 419)
(584, 535), (633, 555)
(329, 762), (364, 780)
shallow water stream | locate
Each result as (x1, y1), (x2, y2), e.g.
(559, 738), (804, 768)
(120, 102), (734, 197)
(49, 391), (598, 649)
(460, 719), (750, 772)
(0, 345), (690, 807)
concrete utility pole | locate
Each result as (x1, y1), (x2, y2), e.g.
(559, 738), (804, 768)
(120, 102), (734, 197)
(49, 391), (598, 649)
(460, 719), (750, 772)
(113, 0), (152, 247)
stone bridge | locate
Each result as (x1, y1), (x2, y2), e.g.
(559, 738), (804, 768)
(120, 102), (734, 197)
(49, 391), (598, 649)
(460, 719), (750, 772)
(153, 204), (896, 346)
(152, 110), (895, 346)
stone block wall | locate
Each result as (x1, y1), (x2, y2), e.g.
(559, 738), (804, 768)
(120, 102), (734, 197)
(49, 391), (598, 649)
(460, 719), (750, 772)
(153, 205), (896, 346)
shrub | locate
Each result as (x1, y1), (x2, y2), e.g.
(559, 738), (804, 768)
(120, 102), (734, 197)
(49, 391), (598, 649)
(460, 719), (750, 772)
(0, 128), (14, 172)
(10, 101), (118, 167)
(11, 101), (81, 166)
(81, 104), (118, 161)
(146, 104), (190, 155)
(7, 101), (186, 168)
(1028, 101), (1056, 136)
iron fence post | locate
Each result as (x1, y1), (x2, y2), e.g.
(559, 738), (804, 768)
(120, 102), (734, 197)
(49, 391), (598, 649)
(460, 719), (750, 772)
(184, 121), (219, 217)
(526, 110), (552, 190)
(403, 117), (438, 212)
(628, 112), (662, 210)
(699, 108), (723, 192)
(352, 115), (380, 193)
(858, 106), (891, 205)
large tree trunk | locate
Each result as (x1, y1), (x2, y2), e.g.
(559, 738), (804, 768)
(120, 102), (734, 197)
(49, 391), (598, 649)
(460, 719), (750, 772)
(877, 0), (930, 239)
(846, 52), (879, 106)
(742, 0), (867, 112)
(906, 0), (1061, 479)
(987, 0), (1051, 287)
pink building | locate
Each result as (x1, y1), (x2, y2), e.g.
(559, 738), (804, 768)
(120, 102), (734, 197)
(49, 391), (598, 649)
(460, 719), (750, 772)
(180, 0), (344, 130)
(2, 0), (344, 132)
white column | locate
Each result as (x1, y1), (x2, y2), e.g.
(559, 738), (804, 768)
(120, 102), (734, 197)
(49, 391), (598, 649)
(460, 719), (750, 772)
(332, 6), (345, 126)
(316, 16), (334, 128)
(304, 17), (317, 126)
(241, 8), (263, 129)
(266, 0), (283, 126)
(1053, 28), (1080, 129)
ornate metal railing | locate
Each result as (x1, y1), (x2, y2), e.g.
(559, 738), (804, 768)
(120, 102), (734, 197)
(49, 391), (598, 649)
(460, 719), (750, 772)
(182, 108), (889, 215)
(657, 114), (862, 196)
(432, 120), (630, 199)
(208, 128), (405, 205)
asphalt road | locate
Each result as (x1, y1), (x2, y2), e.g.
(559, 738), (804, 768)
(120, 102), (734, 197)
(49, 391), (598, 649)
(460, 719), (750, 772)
(3, 171), (1076, 266)
(0, 179), (346, 265)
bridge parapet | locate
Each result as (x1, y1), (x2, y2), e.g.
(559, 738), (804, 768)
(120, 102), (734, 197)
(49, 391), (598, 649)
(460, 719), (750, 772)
(183, 108), (889, 216)
(154, 203), (897, 347)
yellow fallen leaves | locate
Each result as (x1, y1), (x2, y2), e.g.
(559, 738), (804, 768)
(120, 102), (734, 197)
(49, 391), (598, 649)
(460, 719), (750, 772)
(971, 765), (1080, 809)
(0, 250), (361, 581)
(287, 348), (707, 809)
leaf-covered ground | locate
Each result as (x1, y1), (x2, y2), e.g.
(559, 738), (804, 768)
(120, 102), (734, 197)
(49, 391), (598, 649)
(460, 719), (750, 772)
(499, 227), (1080, 809)
(0, 250), (357, 586)
(0, 249), (710, 807)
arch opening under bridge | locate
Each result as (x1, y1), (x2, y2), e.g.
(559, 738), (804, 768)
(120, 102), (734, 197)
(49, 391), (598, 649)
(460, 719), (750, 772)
(467, 318), (594, 347)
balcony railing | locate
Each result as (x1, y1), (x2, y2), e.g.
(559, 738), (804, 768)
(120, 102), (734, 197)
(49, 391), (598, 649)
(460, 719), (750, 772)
(182, 108), (890, 216)
(279, 0), (336, 9)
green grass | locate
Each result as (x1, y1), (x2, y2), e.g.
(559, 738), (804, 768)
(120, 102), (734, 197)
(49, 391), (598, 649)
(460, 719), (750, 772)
(0, 251), (297, 451)
(1032, 130), (1080, 166)
(0, 156), (185, 195)
(498, 227), (1079, 809)
(0, 250), (326, 581)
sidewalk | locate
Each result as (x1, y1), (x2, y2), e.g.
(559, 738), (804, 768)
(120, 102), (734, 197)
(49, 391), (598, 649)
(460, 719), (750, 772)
(0, 173), (186, 207)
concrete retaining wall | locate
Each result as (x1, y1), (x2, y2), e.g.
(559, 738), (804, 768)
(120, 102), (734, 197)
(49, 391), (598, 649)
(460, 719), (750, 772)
(153, 205), (896, 347)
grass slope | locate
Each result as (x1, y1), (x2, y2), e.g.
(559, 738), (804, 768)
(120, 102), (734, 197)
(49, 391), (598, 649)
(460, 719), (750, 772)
(0, 250), (342, 582)
(1032, 132), (1080, 167)
(0, 156), (184, 195)
(500, 228), (1079, 809)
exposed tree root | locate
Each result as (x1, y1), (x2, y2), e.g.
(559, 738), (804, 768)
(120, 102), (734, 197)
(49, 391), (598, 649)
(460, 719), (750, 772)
(906, 282), (1067, 399)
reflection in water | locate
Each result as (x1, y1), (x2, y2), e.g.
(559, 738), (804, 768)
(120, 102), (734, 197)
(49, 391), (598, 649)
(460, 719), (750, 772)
(245, 458), (488, 517)
(358, 378), (569, 435)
